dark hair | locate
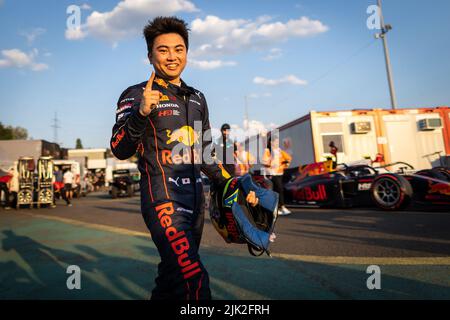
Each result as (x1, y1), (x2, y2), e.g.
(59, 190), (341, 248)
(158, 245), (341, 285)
(221, 123), (231, 131)
(143, 16), (190, 53)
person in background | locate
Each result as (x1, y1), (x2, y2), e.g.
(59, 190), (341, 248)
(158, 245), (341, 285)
(329, 141), (338, 168)
(0, 170), (12, 210)
(263, 136), (292, 216)
(63, 168), (74, 206)
(7, 166), (18, 208)
(53, 166), (64, 205)
(235, 142), (255, 176)
(213, 123), (237, 176)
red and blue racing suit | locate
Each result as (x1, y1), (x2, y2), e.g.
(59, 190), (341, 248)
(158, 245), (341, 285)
(110, 76), (230, 300)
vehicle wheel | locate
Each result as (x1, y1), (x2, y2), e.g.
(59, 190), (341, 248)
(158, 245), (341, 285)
(127, 185), (134, 197)
(111, 186), (118, 199)
(371, 174), (413, 210)
(18, 190), (33, 205)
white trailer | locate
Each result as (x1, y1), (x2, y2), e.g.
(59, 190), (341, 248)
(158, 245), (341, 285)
(277, 107), (448, 170)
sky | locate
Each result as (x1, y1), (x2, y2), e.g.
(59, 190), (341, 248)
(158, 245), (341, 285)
(0, 0), (449, 149)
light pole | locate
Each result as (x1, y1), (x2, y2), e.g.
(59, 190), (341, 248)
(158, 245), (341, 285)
(375, 0), (397, 109)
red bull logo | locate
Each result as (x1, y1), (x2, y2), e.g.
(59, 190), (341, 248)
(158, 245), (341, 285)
(155, 202), (202, 280)
(162, 149), (201, 165)
(166, 126), (200, 147)
(298, 161), (331, 180)
(111, 129), (125, 149)
(428, 181), (450, 196)
(294, 185), (327, 202)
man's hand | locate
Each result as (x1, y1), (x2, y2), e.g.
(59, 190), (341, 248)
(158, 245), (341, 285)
(246, 190), (259, 207)
(139, 71), (163, 117)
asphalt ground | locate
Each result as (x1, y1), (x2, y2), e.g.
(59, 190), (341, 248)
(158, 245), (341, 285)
(1, 191), (449, 299)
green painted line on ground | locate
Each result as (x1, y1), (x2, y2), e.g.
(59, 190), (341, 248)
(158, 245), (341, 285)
(272, 253), (450, 265)
(25, 212), (450, 266)
(1, 212), (450, 299)
(22, 212), (150, 238)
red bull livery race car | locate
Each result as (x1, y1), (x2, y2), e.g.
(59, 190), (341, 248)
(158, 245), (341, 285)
(282, 160), (450, 211)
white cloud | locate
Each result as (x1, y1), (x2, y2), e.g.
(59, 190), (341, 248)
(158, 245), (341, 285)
(31, 63), (49, 71)
(210, 121), (278, 142)
(191, 16), (248, 39)
(190, 15), (328, 57)
(262, 48), (282, 61)
(247, 92), (272, 99)
(246, 120), (278, 133)
(253, 75), (307, 86)
(65, 26), (87, 40)
(81, 3), (92, 10)
(19, 27), (46, 45)
(0, 48), (48, 71)
(189, 59), (237, 70)
(67, 0), (198, 43)
(229, 120), (279, 142)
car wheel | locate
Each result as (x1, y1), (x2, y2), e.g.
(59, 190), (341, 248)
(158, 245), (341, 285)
(371, 174), (413, 210)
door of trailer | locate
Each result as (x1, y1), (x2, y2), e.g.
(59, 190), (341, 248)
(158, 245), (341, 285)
(384, 118), (418, 168)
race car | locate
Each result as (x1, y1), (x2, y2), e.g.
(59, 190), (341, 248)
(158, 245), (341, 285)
(281, 160), (450, 211)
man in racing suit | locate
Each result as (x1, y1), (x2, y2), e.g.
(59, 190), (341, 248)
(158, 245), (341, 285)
(110, 17), (258, 300)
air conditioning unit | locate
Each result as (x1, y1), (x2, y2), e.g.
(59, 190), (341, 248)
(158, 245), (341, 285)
(350, 122), (371, 134)
(418, 118), (442, 131)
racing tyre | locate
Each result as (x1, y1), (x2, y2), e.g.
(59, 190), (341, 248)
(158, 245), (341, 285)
(371, 174), (413, 211)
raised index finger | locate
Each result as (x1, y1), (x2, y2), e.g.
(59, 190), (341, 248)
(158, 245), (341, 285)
(145, 71), (155, 91)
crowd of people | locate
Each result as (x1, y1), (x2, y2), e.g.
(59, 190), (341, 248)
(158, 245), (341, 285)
(213, 123), (293, 216)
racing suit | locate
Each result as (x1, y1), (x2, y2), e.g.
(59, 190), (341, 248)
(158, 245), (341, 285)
(110, 76), (230, 300)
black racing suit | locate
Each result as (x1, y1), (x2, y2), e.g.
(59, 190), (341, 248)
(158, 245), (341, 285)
(212, 136), (237, 177)
(110, 76), (230, 300)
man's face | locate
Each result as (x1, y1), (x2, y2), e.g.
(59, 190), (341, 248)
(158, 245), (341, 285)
(149, 33), (187, 82)
(222, 129), (230, 139)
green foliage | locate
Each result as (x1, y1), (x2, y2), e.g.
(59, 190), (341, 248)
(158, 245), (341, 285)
(76, 138), (83, 149)
(0, 122), (28, 140)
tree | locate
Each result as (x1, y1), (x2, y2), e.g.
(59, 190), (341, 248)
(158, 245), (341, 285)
(11, 126), (28, 139)
(0, 122), (28, 140)
(0, 122), (13, 140)
(75, 138), (83, 149)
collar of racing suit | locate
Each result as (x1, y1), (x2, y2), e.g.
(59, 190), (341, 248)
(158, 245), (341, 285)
(154, 76), (196, 98)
